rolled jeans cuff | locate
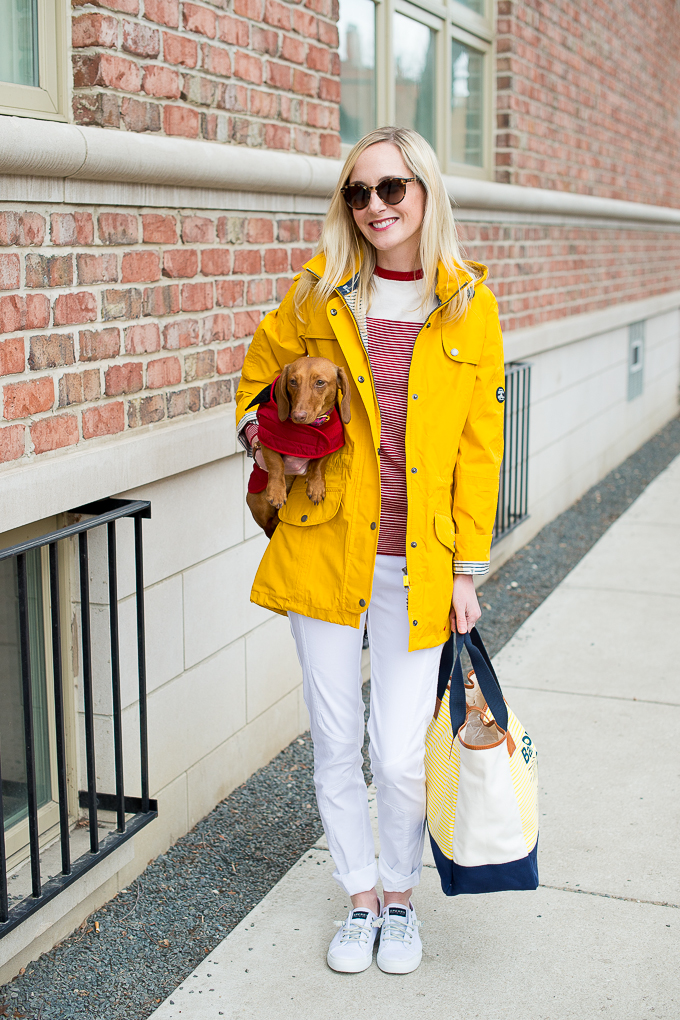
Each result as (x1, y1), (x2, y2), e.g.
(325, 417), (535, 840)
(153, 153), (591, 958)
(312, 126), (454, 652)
(378, 851), (423, 893)
(332, 859), (379, 897)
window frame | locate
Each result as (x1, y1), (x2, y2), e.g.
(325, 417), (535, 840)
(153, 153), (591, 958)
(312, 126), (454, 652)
(340, 0), (495, 179)
(0, 0), (69, 122)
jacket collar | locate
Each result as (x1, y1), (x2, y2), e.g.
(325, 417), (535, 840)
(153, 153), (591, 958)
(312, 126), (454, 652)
(302, 252), (488, 305)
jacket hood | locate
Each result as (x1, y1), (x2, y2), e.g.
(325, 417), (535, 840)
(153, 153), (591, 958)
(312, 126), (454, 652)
(302, 252), (489, 305)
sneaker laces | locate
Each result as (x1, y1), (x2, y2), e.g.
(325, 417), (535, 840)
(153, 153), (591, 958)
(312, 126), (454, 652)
(334, 911), (380, 944)
(380, 908), (421, 944)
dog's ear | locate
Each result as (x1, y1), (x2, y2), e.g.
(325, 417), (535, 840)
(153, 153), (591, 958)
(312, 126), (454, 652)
(275, 365), (291, 421)
(336, 366), (352, 424)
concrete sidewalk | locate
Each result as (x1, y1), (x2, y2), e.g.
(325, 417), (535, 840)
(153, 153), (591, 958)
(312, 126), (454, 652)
(149, 455), (680, 1020)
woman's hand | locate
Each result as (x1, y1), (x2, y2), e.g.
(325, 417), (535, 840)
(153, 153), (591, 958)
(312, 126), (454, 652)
(449, 574), (481, 634)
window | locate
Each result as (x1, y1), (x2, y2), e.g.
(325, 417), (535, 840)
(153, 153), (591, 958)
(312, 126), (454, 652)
(0, 0), (68, 121)
(339, 0), (493, 176)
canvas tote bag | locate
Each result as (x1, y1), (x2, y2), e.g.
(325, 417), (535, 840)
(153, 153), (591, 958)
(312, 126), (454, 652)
(425, 627), (539, 895)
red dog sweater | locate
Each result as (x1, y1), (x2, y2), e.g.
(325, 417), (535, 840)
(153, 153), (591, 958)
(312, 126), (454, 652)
(246, 377), (346, 494)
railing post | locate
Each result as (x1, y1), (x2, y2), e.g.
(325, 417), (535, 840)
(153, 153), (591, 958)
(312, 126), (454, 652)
(134, 515), (150, 814)
(49, 542), (71, 876)
(78, 533), (99, 855)
(107, 522), (126, 833)
(0, 749), (8, 923)
(17, 553), (42, 898)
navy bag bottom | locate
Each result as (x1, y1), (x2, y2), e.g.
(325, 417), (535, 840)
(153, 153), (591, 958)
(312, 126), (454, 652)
(429, 833), (539, 896)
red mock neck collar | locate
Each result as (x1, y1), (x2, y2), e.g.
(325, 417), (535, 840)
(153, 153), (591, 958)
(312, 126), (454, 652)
(374, 266), (424, 281)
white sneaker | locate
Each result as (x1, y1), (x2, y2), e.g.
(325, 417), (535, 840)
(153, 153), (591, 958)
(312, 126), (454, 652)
(327, 903), (381, 973)
(376, 902), (423, 974)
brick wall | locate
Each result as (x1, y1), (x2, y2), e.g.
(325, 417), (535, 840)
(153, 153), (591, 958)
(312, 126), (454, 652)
(71, 0), (341, 157)
(0, 204), (322, 464)
(495, 0), (680, 206)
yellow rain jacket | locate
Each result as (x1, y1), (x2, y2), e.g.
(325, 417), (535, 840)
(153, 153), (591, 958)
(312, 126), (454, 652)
(235, 253), (505, 652)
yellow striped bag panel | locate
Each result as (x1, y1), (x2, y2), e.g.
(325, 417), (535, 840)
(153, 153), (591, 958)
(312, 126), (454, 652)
(506, 709), (539, 854)
(425, 685), (460, 861)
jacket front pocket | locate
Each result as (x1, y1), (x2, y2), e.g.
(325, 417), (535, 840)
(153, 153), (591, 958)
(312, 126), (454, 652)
(434, 512), (456, 553)
(278, 480), (343, 527)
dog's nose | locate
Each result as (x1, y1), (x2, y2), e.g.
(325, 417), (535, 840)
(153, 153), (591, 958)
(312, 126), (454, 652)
(291, 411), (308, 423)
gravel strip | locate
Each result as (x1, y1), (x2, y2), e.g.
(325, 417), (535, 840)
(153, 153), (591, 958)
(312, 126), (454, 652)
(4, 416), (679, 1019)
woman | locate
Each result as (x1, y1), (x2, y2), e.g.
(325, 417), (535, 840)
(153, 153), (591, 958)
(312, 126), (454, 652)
(235, 127), (504, 974)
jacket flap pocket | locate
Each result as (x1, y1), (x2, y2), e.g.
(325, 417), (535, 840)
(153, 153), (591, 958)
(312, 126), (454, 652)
(434, 512), (456, 552)
(278, 482), (342, 527)
(441, 330), (482, 367)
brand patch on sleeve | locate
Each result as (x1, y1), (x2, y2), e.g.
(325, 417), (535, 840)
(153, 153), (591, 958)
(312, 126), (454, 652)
(496, 386), (506, 403)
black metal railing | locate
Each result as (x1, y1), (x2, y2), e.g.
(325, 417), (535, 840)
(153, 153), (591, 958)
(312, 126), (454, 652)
(494, 362), (531, 540)
(0, 498), (157, 938)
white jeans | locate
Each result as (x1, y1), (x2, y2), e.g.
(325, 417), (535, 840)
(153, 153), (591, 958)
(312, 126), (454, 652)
(289, 554), (443, 896)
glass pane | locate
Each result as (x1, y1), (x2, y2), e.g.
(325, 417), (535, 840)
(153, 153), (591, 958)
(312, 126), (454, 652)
(451, 40), (484, 166)
(455, 0), (484, 13)
(339, 0), (376, 145)
(0, 550), (52, 832)
(0, 0), (39, 87)
(394, 12), (437, 149)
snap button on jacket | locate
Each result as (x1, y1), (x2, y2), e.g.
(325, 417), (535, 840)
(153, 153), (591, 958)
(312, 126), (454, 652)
(235, 253), (505, 652)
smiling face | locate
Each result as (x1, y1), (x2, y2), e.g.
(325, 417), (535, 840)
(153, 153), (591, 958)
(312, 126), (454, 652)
(349, 141), (426, 271)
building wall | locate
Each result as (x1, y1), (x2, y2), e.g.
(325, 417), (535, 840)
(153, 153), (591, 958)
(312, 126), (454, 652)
(495, 0), (680, 206)
(71, 0), (341, 157)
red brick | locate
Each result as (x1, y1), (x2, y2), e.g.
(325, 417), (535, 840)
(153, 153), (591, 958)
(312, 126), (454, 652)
(51, 214), (77, 246)
(233, 0), (262, 18)
(294, 128), (319, 155)
(318, 19), (338, 47)
(73, 92), (121, 128)
(163, 319), (199, 349)
(0, 213), (20, 246)
(73, 53), (142, 92)
(0, 338), (24, 376)
(247, 278), (273, 304)
(128, 394), (165, 427)
(281, 35), (305, 64)
(162, 32), (198, 67)
(147, 356), (181, 388)
(265, 60), (292, 90)
(234, 51), (263, 85)
(293, 8), (317, 38)
(216, 343), (245, 374)
(305, 101), (329, 128)
(185, 349), (215, 381)
(77, 253), (118, 285)
(318, 76), (339, 103)
(216, 216), (244, 244)
(82, 401), (125, 438)
(202, 379), (231, 407)
(142, 214), (178, 243)
(121, 96), (162, 132)
(99, 213), (139, 245)
(59, 370), (101, 407)
(291, 247), (313, 271)
(25, 255), (73, 289)
(200, 249), (231, 276)
(125, 322), (161, 353)
(3, 377), (54, 419)
(144, 0), (179, 26)
(75, 213), (95, 245)
(264, 123), (291, 149)
(0, 255), (20, 291)
(264, 0), (290, 30)
(121, 251), (161, 283)
(201, 313), (232, 343)
(319, 131), (340, 158)
(79, 327), (121, 361)
(217, 14), (249, 46)
(163, 249), (198, 279)
(182, 282), (214, 311)
(0, 424), (25, 462)
(105, 361), (143, 395)
(163, 104), (200, 137)
(72, 0), (138, 11)
(215, 279), (244, 306)
(276, 276), (294, 300)
(251, 26), (278, 55)
(277, 219), (300, 242)
(183, 2), (216, 37)
(166, 386), (200, 417)
(72, 13), (118, 47)
(264, 248), (289, 273)
(303, 219), (323, 243)
(53, 292), (98, 327)
(201, 43), (232, 77)
(249, 88), (277, 118)
(233, 309), (261, 338)
(31, 414), (80, 454)
(19, 213), (46, 246)
(232, 250), (261, 275)
(246, 218), (274, 244)
(181, 216), (215, 243)
(142, 284), (181, 316)
(218, 82), (247, 111)
(0, 294), (49, 334)
(181, 72), (217, 107)
(305, 44), (329, 72)
(101, 288), (142, 321)
(123, 19), (160, 56)
(28, 334), (75, 370)
(292, 68), (317, 97)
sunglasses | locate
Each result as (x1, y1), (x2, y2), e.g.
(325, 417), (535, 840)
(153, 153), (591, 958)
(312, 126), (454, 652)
(341, 177), (419, 211)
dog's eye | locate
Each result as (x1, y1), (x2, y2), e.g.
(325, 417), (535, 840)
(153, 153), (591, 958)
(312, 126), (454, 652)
(289, 378), (298, 387)
(315, 380), (326, 388)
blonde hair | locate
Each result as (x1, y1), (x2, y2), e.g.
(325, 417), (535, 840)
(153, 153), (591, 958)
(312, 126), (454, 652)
(295, 126), (481, 321)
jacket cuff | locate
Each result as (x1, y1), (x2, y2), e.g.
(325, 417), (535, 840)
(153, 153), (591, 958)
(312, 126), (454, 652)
(453, 561), (489, 576)
(237, 410), (259, 456)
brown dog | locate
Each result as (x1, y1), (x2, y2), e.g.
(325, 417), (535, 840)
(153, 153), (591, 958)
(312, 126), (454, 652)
(246, 356), (351, 537)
